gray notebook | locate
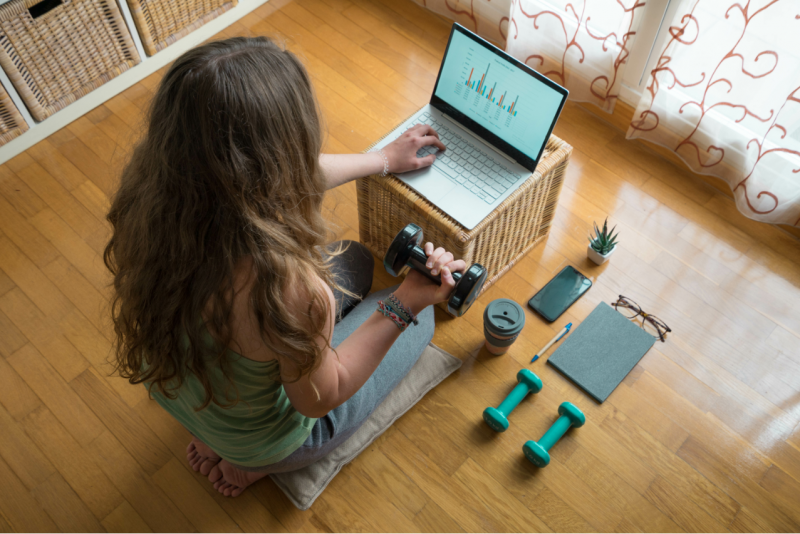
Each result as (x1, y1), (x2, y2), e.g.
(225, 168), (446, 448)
(547, 302), (655, 403)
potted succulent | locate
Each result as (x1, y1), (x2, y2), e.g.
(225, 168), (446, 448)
(587, 218), (619, 265)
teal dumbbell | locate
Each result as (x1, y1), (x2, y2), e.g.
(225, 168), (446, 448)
(523, 402), (585, 467)
(483, 369), (543, 432)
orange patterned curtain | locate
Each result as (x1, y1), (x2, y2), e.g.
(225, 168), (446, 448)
(504, 0), (645, 112)
(627, 0), (800, 226)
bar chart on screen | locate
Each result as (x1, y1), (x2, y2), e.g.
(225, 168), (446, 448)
(453, 50), (520, 128)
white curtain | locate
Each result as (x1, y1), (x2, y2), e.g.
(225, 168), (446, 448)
(414, 0), (645, 112)
(410, 0), (512, 45)
(627, 0), (800, 226)
(504, 0), (646, 112)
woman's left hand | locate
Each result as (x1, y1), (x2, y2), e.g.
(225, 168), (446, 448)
(382, 124), (446, 174)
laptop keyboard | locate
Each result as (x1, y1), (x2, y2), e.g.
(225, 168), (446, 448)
(413, 112), (522, 204)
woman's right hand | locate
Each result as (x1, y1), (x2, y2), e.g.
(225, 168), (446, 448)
(393, 244), (467, 313)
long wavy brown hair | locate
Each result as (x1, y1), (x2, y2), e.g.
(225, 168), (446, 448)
(105, 37), (340, 410)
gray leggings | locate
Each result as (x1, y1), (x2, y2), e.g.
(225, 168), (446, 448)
(233, 241), (435, 473)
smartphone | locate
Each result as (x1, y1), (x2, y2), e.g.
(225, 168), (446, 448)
(528, 266), (592, 322)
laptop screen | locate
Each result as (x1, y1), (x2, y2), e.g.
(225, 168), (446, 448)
(431, 24), (568, 172)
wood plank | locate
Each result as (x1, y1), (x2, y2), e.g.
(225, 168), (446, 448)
(71, 367), (172, 476)
(57, 309), (148, 409)
(0, 237), (73, 321)
(0, 356), (41, 420)
(349, 446), (428, 521)
(4, 151), (34, 173)
(0, 308), (26, 357)
(380, 428), (550, 533)
(644, 476), (728, 533)
(101, 500), (153, 533)
(30, 472), (104, 532)
(315, 464), (417, 532)
(566, 446), (682, 533)
(677, 436), (799, 531)
(15, 162), (105, 241)
(22, 406), (124, 521)
(0, 456), (59, 533)
(0, 268), (12, 297)
(413, 500), (465, 533)
(602, 410), (740, 526)
(759, 464), (800, 518)
(54, 136), (115, 195)
(250, 477), (315, 532)
(152, 457), (242, 533)
(0, 165), (46, 218)
(7, 343), (104, 447)
(87, 431), (196, 533)
(0, 403), (55, 490)
(29, 209), (109, 293)
(41, 256), (111, 339)
(26, 138), (89, 191)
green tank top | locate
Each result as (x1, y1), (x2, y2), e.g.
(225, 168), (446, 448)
(146, 332), (316, 467)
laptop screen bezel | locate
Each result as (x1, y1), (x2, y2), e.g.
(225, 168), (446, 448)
(429, 23), (569, 173)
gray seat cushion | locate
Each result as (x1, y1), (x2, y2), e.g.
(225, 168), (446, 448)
(270, 343), (461, 510)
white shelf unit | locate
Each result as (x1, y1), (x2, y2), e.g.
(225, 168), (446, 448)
(0, 0), (270, 165)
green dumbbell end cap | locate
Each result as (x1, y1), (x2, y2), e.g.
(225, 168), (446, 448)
(517, 369), (543, 393)
(558, 402), (586, 427)
(523, 440), (551, 467)
(482, 407), (509, 432)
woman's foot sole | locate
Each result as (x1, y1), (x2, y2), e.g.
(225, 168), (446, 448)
(208, 459), (268, 497)
(186, 437), (221, 476)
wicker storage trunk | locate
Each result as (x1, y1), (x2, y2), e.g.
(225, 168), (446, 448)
(0, 0), (141, 122)
(126, 0), (238, 56)
(0, 80), (28, 145)
(357, 133), (572, 315)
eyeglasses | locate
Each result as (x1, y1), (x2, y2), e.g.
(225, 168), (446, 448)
(611, 295), (671, 342)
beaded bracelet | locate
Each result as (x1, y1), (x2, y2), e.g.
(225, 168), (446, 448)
(384, 299), (413, 327)
(387, 293), (418, 325)
(377, 300), (408, 331)
(376, 148), (390, 177)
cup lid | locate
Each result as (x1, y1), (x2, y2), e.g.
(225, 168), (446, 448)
(483, 298), (526, 336)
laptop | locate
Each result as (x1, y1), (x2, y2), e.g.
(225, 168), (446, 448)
(372, 23), (569, 229)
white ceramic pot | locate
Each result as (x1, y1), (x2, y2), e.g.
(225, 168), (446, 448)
(587, 243), (615, 265)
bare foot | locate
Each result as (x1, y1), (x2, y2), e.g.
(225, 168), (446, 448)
(207, 459), (268, 497)
(186, 437), (221, 476)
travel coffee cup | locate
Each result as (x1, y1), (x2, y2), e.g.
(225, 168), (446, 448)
(483, 298), (526, 355)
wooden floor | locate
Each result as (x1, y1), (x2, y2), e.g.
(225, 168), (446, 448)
(1, 0), (800, 531)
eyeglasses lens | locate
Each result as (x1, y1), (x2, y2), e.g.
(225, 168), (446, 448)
(615, 298), (640, 319)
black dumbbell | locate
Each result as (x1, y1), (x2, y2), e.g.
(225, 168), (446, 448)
(384, 223), (488, 316)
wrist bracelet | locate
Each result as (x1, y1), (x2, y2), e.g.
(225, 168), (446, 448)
(376, 148), (390, 177)
(388, 293), (418, 325)
(384, 299), (412, 326)
(377, 300), (408, 331)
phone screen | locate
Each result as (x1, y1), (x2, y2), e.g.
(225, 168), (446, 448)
(527, 266), (592, 322)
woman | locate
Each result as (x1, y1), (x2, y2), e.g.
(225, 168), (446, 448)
(104, 37), (463, 497)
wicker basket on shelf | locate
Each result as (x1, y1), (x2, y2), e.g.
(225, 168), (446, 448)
(0, 0), (141, 122)
(357, 129), (572, 315)
(126, 0), (238, 56)
(0, 80), (28, 146)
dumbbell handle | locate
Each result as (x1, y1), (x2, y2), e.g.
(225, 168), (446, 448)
(537, 415), (573, 452)
(407, 245), (463, 285)
(496, 382), (531, 416)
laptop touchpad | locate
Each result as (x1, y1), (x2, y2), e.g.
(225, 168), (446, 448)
(398, 167), (456, 203)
